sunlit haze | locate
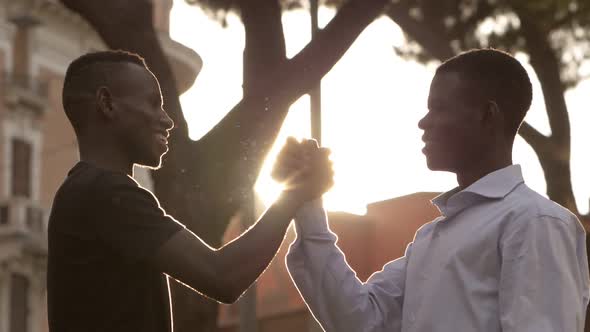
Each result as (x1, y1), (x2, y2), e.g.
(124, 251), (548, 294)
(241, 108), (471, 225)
(170, 0), (590, 215)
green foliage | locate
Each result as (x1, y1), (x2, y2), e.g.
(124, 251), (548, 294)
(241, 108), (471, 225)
(389, 0), (590, 88)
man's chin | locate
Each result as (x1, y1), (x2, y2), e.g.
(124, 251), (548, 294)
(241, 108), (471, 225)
(134, 162), (162, 170)
(424, 156), (453, 172)
(135, 154), (164, 170)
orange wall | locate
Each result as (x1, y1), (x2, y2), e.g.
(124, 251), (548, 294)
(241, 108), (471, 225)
(367, 192), (441, 270)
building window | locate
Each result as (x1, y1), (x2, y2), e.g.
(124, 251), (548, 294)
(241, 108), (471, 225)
(0, 204), (8, 224)
(10, 273), (29, 332)
(11, 138), (32, 198)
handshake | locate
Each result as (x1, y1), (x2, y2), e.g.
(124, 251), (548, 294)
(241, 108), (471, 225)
(271, 137), (335, 204)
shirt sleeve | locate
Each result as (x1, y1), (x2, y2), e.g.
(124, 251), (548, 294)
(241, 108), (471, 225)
(499, 214), (590, 331)
(286, 200), (409, 332)
(93, 174), (185, 264)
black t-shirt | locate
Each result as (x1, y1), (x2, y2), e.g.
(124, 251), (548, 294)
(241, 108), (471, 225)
(47, 161), (184, 332)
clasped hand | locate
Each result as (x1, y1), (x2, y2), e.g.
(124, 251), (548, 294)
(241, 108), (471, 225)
(272, 137), (334, 203)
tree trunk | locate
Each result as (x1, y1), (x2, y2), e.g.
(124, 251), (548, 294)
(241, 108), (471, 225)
(171, 0), (288, 329)
(517, 9), (590, 332)
(517, 11), (579, 216)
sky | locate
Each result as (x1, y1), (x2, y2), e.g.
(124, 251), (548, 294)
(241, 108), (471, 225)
(169, 0), (590, 215)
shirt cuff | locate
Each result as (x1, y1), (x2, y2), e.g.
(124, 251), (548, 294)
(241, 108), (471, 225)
(294, 199), (330, 237)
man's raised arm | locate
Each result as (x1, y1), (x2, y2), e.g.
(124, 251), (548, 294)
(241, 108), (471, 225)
(153, 190), (303, 304)
(286, 199), (409, 332)
(153, 139), (334, 304)
(270, 139), (409, 331)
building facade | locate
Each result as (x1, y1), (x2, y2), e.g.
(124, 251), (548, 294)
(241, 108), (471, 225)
(0, 0), (201, 331)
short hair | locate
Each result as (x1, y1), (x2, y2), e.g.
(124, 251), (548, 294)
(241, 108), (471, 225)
(62, 50), (149, 133)
(436, 49), (533, 137)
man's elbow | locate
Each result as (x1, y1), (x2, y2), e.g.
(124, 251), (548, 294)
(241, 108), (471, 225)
(210, 275), (245, 304)
(216, 287), (244, 304)
(208, 261), (246, 304)
(182, 275), (241, 304)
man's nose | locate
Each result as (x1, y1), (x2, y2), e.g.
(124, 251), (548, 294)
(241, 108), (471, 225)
(418, 112), (431, 130)
(160, 111), (174, 131)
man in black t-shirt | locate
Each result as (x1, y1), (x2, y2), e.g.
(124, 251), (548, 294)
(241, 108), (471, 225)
(47, 51), (333, 332)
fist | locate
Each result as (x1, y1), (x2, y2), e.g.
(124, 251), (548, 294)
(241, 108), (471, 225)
(271, 137), (314, 183)
(272, 137), (334, 202)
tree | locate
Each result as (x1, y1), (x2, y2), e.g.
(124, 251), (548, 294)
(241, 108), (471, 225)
(58, 0), (389, 330)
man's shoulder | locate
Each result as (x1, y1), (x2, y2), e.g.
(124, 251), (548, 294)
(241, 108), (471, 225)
(68, 162), (138, 193)
(52, 162), (141, 217)
(53, 162), (100, 204)
(413, 217), (441, 241)
(48, 163), (116, 239)
(505, 184), (580, 228)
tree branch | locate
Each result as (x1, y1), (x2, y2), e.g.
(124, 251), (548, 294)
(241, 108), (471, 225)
(200, 0), (390, 144)
(241, 0), (286, 96)
(272, 0), (390, 104)
(516, 8), (571, 149)
(190, 0), (389, 231)
(386, 2), (454, 61)
(518, 121), (549, 153)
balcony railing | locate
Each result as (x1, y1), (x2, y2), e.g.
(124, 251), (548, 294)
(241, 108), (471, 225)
(2, 71), (49, 115)
(3, 71), (49, 99)
(0, 198), (47, 243)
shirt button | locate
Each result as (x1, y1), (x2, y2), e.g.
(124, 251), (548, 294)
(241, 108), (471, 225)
(409, 313), (416, 323)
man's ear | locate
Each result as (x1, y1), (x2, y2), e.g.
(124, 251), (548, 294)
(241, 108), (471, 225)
(96, 86), (116, 120)
(482, 100), (502, 128)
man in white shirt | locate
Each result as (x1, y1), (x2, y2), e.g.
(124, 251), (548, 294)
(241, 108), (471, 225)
(278, 49), (590, 331)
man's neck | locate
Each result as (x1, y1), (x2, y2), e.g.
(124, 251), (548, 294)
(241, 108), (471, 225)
(78, 141), (133, 176)
(456, 159), (512, 190)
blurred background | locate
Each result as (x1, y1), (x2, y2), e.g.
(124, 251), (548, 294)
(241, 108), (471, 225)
(0, 0), (588, 331)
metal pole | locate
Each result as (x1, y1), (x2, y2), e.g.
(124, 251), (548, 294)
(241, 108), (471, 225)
(239, 189), (258, 332)
(310, 0), (322, 144)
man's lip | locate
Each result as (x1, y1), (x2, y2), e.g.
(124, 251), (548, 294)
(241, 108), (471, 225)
(155, 132), (168, 144)
(155, 130), (169, 137)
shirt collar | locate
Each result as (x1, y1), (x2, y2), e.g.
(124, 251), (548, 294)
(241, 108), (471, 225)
(432, 164), (525, 217)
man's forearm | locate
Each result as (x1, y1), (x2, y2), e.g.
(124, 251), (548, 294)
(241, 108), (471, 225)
(215, 191), (303, 301)
(286, 201), (406, 331)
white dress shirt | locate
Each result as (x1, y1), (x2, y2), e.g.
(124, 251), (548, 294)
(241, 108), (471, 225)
(286, 165), (589, 332)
